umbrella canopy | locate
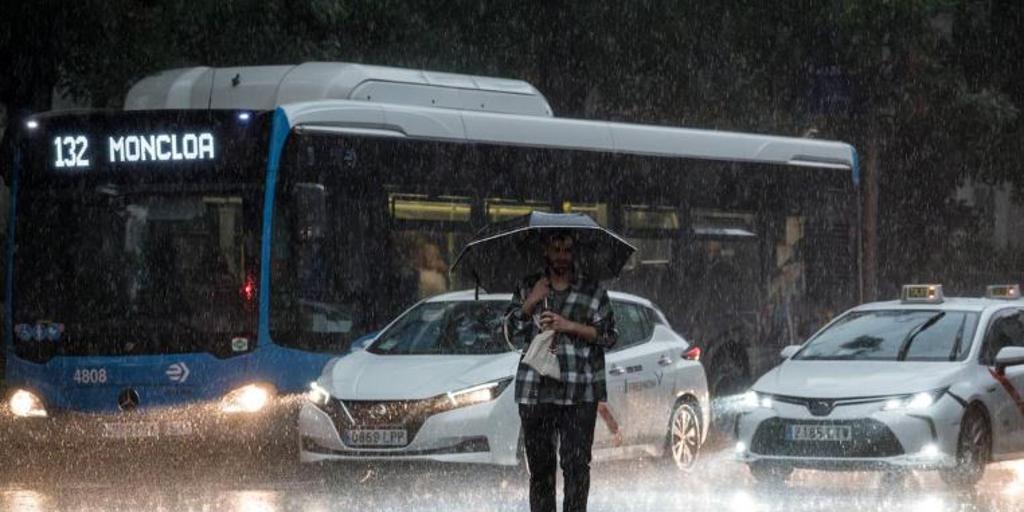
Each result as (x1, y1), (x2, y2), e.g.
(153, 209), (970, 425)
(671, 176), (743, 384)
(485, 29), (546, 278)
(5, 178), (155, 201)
(451, 211), (636, 293)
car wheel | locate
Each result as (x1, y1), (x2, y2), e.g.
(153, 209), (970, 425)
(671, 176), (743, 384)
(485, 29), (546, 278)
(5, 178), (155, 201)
(748, 461), (792, 485)
(665, 401), (702, 472)
(940, 406), (991, 488)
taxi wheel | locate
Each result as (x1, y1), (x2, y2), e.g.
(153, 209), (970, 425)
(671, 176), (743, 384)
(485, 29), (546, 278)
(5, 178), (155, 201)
(667, 402), (702, 472)
(940, 406), (990, 488)
(749, 461), (792, 485)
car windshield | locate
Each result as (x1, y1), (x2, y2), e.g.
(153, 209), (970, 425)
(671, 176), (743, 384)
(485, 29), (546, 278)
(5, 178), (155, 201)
(369, 300), (514, 355)
(794, 309), (979, 362)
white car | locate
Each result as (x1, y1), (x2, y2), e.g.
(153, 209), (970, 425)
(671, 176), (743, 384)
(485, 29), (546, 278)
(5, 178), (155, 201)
(299, 290), (709, 471)
(735, 284), (1024, 487)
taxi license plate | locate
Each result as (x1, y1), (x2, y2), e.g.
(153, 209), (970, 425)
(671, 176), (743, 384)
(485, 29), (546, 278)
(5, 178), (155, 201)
(346, 429), (407, 447)
(101, 421), (193, 439)
(786, 424), (852, 442)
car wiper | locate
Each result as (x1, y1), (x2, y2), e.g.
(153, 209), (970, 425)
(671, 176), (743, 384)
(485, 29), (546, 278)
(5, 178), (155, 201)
(897, 312), (945, 361)
(947, 315), (968, 361)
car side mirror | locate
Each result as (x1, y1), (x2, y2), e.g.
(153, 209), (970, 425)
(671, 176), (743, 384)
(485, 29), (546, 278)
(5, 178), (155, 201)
(995, 346), (1024, 373)
(780, 345), (802, 359)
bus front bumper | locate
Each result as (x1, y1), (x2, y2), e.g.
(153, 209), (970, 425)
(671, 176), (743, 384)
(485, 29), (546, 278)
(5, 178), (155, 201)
(0, 396), (299, 450)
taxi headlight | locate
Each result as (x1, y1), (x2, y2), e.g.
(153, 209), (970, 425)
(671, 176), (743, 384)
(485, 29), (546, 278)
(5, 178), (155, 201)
(742, 391), (773, 409)
(9, 389), (47, 418)
(222, 383), (273, 413)
(307, 381), (331, 406)
(882, 389), (945, 411)
(444, 378), (513, 410)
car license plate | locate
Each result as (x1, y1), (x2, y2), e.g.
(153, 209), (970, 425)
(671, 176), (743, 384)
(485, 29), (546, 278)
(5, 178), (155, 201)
(346, 429), (407, 447)
(101, 421), (193, 439)
(786, 424), (852, 442)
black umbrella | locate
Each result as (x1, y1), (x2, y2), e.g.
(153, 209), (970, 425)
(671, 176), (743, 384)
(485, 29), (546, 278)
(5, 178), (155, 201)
(451, 211), (636, 293)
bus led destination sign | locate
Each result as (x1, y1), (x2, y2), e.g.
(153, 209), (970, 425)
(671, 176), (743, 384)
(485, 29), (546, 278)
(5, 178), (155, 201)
(51, 132), (216, 169)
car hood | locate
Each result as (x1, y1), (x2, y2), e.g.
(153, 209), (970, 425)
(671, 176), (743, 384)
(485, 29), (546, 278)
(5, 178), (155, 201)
(320, 350), (520, 400)
(753, 360), (965, 399)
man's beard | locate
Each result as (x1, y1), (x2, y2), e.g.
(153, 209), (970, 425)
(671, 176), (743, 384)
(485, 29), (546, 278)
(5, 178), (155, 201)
(548, 260), (572, 277)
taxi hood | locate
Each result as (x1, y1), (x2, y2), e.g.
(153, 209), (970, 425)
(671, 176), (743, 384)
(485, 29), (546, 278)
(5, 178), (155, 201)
(753, 360), (966, 399)
(319, 350), (520, 400)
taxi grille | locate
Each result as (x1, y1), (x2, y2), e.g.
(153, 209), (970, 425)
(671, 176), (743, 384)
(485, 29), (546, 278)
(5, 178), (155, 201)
(751, 418), (904, 458)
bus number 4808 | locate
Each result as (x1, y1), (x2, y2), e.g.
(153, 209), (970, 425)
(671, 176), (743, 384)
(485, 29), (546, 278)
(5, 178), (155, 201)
(73, 368), (108, 384)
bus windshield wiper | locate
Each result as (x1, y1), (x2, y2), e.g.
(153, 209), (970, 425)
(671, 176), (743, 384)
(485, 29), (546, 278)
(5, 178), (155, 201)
(897, 312), (945, 361)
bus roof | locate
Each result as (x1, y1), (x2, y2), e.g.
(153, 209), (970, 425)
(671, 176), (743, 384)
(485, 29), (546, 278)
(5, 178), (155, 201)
(124, 62), (553, 117)
(124, 62), (857, 180)
(282, 100), (858, 179)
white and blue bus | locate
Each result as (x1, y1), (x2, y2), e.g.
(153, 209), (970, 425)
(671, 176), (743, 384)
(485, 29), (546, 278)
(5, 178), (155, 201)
(1, 62), (860, 446)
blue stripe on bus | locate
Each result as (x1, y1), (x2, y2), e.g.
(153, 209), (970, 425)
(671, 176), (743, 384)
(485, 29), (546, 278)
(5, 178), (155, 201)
(258, 108), (291, 347)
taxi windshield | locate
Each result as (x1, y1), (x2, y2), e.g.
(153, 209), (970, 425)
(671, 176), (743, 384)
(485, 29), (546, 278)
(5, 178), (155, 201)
(794, 309), (979, 362)
(369, 300), (514, 355)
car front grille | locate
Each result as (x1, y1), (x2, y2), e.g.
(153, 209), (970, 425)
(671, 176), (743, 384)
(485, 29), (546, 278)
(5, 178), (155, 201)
(751, 418), (904, 458)
(316, 397), (447, 447)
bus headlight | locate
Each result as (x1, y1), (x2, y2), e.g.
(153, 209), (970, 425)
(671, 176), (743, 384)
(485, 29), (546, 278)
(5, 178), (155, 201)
(222, 384), (272, 413)
(307, 382), (331, 406)
(9, 389), (47, 418)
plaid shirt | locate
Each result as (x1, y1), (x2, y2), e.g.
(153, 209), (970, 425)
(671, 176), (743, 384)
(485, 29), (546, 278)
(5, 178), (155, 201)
(506, 273), (617, 405)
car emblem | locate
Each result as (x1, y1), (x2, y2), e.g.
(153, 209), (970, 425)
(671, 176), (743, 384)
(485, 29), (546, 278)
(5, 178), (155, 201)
(117, 388), (140, 411)
(807, 399), (834, 416)
(369, 404), (389, 420)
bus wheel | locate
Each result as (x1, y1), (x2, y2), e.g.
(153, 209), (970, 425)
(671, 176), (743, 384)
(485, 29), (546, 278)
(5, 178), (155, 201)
(940, 406), (990, 488)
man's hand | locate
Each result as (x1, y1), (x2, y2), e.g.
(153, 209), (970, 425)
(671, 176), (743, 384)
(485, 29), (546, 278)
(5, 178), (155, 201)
(540, 311), (573, 333)
(523, 277), (550, 315)
(541, 311), (598, 342)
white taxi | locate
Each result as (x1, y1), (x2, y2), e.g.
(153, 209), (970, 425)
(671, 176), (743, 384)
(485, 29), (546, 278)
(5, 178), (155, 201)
(298, 290), (709, 471)
(735, 284), (1024, 487)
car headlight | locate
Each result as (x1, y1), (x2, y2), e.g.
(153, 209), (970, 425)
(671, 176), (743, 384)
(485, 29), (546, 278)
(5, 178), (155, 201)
(882, 389), (945, 411)
(742, 391), (773, 409)
(444, 378), (513, 410)
(221, 383), (273, 413)
(307, 381), (331, 406)
(9, 389), (47, 418)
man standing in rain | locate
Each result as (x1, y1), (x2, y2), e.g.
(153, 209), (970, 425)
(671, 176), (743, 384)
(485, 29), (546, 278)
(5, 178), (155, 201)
(506, 230), (617, 512)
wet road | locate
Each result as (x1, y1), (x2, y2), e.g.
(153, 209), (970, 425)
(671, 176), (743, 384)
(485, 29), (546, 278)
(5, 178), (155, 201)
(1, 444), (1022, 512)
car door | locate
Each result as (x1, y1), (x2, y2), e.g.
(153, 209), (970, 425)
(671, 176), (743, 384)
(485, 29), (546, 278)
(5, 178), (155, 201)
(597, 308), (640, 449)
(978, 308), (1024, 456)
(605, 300), (663, 445)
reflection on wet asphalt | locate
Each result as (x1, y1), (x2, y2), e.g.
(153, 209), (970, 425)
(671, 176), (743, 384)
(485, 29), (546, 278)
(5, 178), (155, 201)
(1, 445), (1022, 511)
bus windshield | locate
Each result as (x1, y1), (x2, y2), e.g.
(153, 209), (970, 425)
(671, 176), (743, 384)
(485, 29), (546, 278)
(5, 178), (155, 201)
(13, 182), (261, 360)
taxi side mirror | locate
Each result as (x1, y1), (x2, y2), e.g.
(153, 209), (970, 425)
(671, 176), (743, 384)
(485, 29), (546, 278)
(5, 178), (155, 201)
(780, 345), (802, 359)
(995, 346), (1024, 373)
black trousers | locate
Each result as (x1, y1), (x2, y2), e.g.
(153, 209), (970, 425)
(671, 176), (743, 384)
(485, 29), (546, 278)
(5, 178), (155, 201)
(519, 402), (599, 512)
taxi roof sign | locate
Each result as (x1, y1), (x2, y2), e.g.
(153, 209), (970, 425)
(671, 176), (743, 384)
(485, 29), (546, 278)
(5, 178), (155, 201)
(902, 284), (944, 304)
(986, 284), (1021, 300)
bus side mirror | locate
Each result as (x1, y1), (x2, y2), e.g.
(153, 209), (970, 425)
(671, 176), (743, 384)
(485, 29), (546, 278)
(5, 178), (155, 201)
(780, 345), (802, 359)
(292, 183), (327, 241)
(995, 346), (1024, 374)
